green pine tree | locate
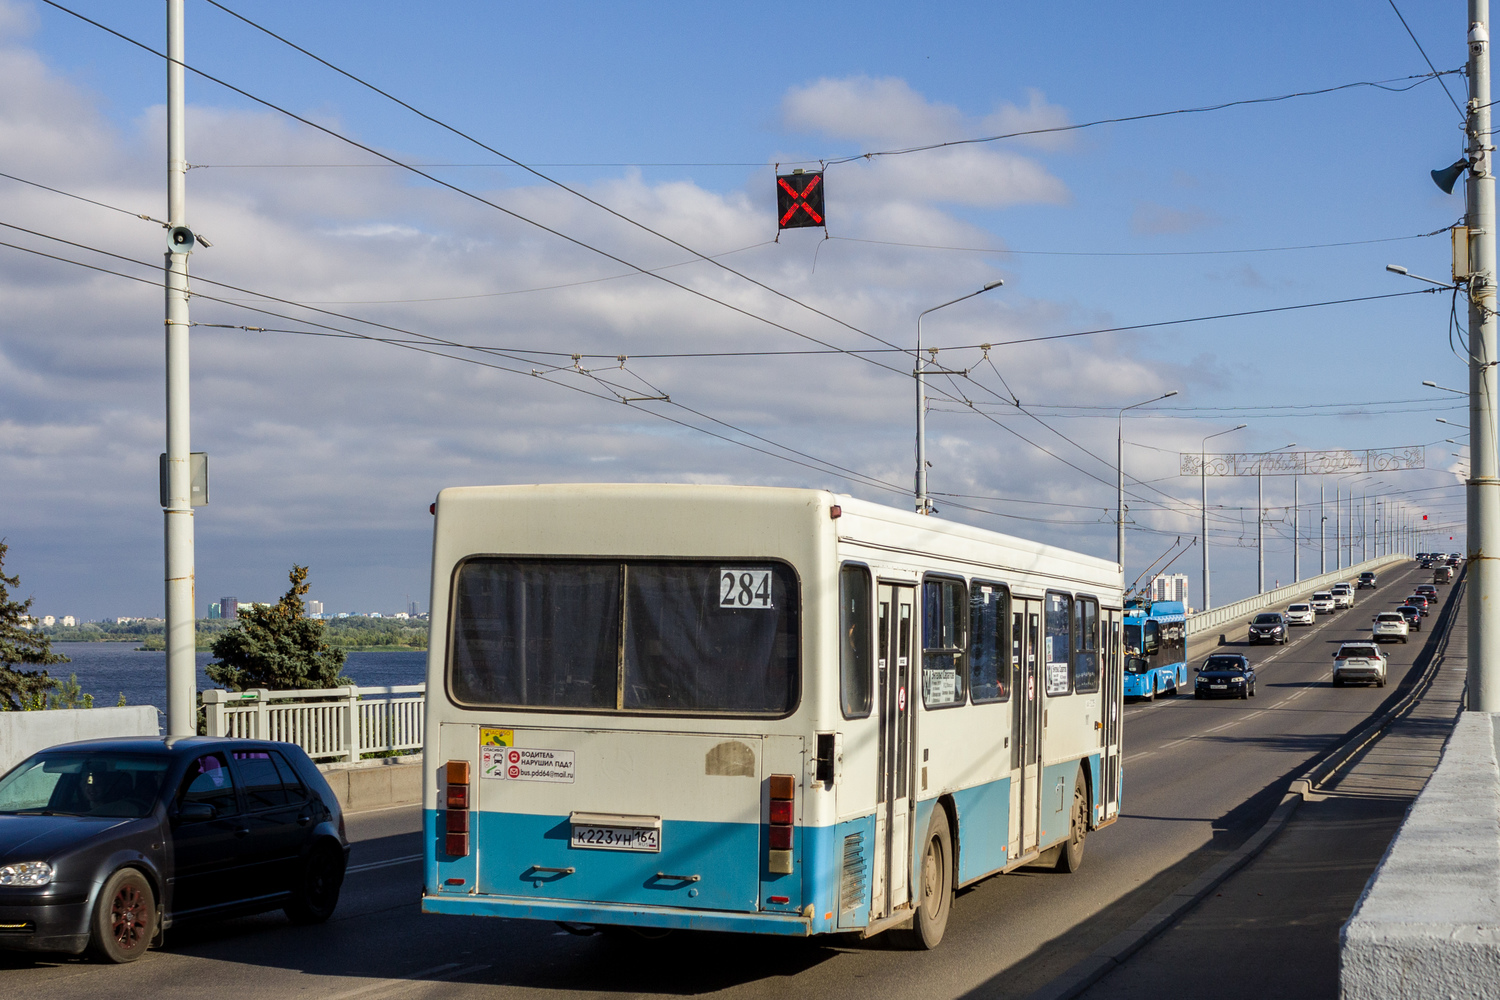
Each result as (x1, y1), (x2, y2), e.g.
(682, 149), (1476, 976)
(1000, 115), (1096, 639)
(0, 540), (69, 711)
(206, 565), (348, 691)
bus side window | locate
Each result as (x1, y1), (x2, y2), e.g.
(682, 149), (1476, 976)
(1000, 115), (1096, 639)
(839, 565), (873, 718)
(1044, 592), (1072, 697)
(921, 578), (967, 708)
(1072, 597), (1100, 694)
(969, 582), (1009, 703)
(1143, 621), (1160, 656)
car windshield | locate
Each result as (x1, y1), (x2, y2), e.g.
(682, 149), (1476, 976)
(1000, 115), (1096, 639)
(1314, 593), (1331, 599)
(1201, 658), (1244, 672)
(0, 753), (169, 819)
(1377, 614), (1404, 622)
(1253, 614), (1280, 624)
(1289, 605), (1309, 612)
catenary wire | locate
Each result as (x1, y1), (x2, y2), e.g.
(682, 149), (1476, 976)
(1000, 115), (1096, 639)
(1385, 0), (1466, 118)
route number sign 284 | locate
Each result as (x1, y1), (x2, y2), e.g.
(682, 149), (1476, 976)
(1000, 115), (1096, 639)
(719, 567), (774, 609)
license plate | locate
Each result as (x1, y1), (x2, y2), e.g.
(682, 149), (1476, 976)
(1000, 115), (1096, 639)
(1210, 684), (1227, 689)
(570, 824), (661, 852)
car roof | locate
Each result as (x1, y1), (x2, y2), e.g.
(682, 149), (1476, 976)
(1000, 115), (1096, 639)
(25, 736), (302, 757)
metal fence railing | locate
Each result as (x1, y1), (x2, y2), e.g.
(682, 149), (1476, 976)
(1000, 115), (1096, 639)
(201, 684), (426, 763)
(1185, 554), (1409, 637)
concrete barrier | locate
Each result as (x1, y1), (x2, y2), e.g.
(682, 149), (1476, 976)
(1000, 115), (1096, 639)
(317, 754), (423, 813)
(1340, 711), (1500, 999)
(0, 706), (161, 775)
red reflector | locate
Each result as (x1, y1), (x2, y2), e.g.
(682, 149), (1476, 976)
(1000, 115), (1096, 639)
(445, 832), (469, 857)
(769, 825), (793, 850)
(829, 505), (842, 519)
(769, 800), (793, 825)
(447, 785), (468, 810)
(445, 810), (469, 834)
(769, 774), (795, 800)
(767, 895), (790, 904)
(444, 878), (465, 886)
(430, 502), (437, 515)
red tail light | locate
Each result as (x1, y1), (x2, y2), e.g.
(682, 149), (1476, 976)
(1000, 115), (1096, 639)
(767, 773), (794, 875)
(445, 760), (470, 857)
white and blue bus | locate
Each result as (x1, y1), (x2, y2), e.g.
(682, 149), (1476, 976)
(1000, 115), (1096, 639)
(420, 484), (1124, 947)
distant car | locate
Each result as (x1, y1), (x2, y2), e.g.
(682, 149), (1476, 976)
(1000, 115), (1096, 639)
(1247, 612), (1289, 645)
(1330, 583), (1355, 609)
(1404, 594), (1430, 617)
(1310, 591), (1335, 614)
(1447, 554), (1462, 566)
(1415, 584), (1438, 600)
(1397, 604), (1423, 631)
(1372, 611), (1410, 643)
(1358, 571), (1378, 590)
(1285, 603), (1314, 626)
(1434, 565), (1455, 585)
(0, 737), (349, 962)
(1416, 552), (1430, 561)
(1333, 642), (1388, 688)
(1194, 654), (1256, 699)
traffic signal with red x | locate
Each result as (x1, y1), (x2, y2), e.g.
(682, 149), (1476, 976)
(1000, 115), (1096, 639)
(777, 171), (825, 230)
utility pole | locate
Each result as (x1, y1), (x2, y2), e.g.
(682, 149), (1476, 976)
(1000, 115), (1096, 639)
(1293, 476), (1300, 582)
(915, 281), (1002, 515)
(1257, 472), (1264, 593)
(1469, 0), (1500, 711)
(1335, 487), (1343, 569)
(164, 0), (196, 738)
(1320, 482), (1327, 573)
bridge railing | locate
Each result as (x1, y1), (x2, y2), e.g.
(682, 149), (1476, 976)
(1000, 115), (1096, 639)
(201, 684), (426, 763)
(1185, 554), (1409, 637)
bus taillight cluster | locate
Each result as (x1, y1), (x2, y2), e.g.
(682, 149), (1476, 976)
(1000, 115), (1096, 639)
(768, 773), (795, 874)
(445, 760), (470, 857)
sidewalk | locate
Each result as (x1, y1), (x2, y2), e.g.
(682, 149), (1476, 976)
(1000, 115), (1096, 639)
(1078, 583), (1467, 999)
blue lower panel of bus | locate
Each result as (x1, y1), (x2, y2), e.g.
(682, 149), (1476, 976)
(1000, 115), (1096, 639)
(949, 778), (1011, 884)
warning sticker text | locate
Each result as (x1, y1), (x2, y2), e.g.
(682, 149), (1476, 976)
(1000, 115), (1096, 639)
(481, 746), (576, 783)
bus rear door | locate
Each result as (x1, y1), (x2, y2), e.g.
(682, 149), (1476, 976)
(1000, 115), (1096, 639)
(870, 583), (915, 920)
(1014, 598), (1044, 858)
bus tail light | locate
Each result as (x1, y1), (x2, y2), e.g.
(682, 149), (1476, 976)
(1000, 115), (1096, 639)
(445, 760), (470, 857)
(767, 773), (794, 874)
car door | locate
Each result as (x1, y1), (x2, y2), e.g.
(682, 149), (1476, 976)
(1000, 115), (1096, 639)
(169, 751), (251, 916)
(229, 749), (309, 902)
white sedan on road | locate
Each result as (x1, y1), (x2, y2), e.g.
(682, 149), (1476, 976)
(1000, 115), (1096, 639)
(1331, 583), (1355, 609)
(1371, 611), (1409, 644)
(1285, 603), (1314, 626)
(1310, 591), (1335, 615)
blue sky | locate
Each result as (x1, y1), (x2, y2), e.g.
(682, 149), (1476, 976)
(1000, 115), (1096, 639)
(0, 1), (1474, 619)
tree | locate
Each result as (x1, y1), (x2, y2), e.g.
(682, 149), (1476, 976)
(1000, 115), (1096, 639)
(0, 540), (69, 711)
(207, 565), (348, 691)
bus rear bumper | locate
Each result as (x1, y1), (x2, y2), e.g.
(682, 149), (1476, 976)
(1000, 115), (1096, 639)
(421, 893), (815, 936)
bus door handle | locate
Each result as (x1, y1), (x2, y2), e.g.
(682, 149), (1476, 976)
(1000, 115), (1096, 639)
(526, 866), (575, 876)
(654, 873), (700, 883)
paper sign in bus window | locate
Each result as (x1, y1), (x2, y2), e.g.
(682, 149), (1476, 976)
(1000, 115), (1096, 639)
(719, 568), (774, 609)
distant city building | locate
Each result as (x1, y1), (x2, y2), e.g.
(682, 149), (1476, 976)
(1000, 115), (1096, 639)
(207, 602), (220, 619)
(408, 600), (420, 616)
(305, 600), (323, 616)
(336, 612), (350, 619)
(60, 615), (76, 628)
(40, 615), (55, 627)
(19, 616), (34, 631)
(393, 612), (409, 620)
(221, 597), (238, 620)
(1150, 573), (1190, 607)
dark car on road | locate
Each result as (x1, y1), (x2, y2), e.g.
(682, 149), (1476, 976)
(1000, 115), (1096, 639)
(1404, 594), (1430, 617)
(1396, 604), (1423, 632)
(1358, 571), (1378, 589)
(1247, 612), (1289, 645)
(0, 737), (348, 963)
(1194, 654), (1257, 699)
(1415, 584), (1438, 601)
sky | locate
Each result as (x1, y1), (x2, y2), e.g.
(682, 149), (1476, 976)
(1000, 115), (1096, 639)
(0, 0), (1476, 620)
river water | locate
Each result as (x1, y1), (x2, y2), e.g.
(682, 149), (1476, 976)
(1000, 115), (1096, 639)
(42, 643), (428, 714)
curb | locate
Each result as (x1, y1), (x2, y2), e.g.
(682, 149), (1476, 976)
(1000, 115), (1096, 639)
(1024, 568), (1466, 1000)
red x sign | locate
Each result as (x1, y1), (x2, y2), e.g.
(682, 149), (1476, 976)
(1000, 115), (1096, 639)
(776, 171), (825, 229)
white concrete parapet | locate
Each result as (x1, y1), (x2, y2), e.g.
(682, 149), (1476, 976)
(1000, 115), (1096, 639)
(0, 705), (161, 775)
(1341, 711), (1500, 999)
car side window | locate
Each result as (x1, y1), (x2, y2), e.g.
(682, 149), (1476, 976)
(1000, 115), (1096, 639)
(233, 751), (292, 809)
(179, 753), (238, 818)
(268, 751), (309, 804)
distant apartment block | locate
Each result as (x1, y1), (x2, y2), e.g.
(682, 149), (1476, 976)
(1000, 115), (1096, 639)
(207, 602), (220, 619)
(1150, 573), (1190, 607)
(221, 597), (238, 620)
(60, 615), (75, 627)
(40, 615), (55, 627)
(305, 600), (323, 616)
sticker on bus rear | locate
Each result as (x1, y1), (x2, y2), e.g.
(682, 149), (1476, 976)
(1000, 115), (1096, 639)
(719, 567), (774, 608)
(482, 746), (575, 783)
(480, 728), (513, 747)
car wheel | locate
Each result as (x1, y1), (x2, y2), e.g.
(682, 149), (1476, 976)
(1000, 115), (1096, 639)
(1241, 684), (1250, 700)
(284, 844), (346, 925)
(1250, 683), (1257, 697)
(1377, 677), (1386, 688)
(1194, 691), (1203, 699)
(88, 868), (155, 964)
(1055, 773), (1089, 874)
(891, 807), (953, 949)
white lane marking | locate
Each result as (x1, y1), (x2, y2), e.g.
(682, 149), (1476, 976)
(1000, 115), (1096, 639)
(322, 963), (492, 1000)
(346, 852), (423, 874)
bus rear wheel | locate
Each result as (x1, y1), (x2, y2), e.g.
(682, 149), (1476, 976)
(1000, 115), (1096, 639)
(1055, 773), (1088, 874)
(892, 807), (952, 950)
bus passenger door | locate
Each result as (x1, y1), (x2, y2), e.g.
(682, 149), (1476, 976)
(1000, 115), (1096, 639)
(1015, 599), (1043, 857)
(1102, 612), (1123, 820)
(870, 583), (915, 920)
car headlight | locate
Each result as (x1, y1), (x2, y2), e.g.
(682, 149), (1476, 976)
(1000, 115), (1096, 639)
(1230, 676), (1245, 683)
(0, 861), (53, 886)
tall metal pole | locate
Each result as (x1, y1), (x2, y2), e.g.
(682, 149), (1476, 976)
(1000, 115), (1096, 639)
(1199, 424), (1245, 612)
(1293, 476), (1300, 582)
(915, 281), (1002, 515)
(1257, 472), (1264, 593)
(1117, 391), (1178, 569)
(1320, 482), (1327, 573)
(1335, 487), (1342, 570)
(164, 0), (196, 738)
(1469, 1), (1500, 711)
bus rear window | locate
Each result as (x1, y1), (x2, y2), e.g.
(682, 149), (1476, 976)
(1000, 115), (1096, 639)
(448, 558), (800, 715)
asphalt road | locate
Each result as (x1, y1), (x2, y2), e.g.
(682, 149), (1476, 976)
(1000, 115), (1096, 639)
(0, 562), (1450, 1000)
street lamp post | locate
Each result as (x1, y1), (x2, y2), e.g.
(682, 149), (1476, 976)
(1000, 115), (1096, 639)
(1117, 391), (1178, 569)
(1200, 424), (1247, 612)
(1257, 443), (1296, 594)
(916, 280), (1003, 514)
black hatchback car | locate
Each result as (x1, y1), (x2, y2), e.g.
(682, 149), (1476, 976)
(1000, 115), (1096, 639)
(0, 737), (348, 962)
(1397, 604), (1423, 631)
(1194, 654), (1257, 699)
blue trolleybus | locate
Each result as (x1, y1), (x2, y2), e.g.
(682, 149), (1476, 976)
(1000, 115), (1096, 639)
(1122, 600), (1188, 700)
(420, 484), (1125, 949)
